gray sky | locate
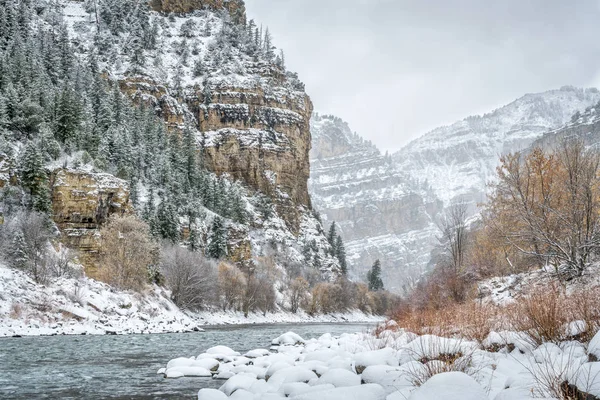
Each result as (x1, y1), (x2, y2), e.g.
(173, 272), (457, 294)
(244, 0), (600, 152)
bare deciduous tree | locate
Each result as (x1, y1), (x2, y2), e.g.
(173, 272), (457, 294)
(486, 140), (600, 278)
(289, 276), (308, 314)
(218, 262), (246, 311)
(438, 201), (470, 274)
(1, 211), (53, 284)
(160, 244), (217, 311)
(98, 215), (158, 291)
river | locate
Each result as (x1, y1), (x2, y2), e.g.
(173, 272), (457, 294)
(0, 323), (374, 399)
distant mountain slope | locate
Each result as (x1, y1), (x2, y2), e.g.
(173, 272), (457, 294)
(309, 114), (442, 293)
(532, 99), (600, 150)
(394, 86), (600, 205)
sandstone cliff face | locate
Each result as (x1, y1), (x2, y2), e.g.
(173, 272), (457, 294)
(121, 67), (313, 234)
(51, 169), (133, 275)
(149, 0), (246, 24)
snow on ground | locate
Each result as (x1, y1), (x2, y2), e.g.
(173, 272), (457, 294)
(478, 263), (600, 305)
(0, 265), (382, 337)
(160, 327), (600, 400)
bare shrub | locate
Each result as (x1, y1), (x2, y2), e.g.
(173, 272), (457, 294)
(218, 262), (246, 311)
(97, 215), (158, 291)
(244, 255), (281, 317)
(49, 246), (81, 279)
(160, 244), (217, 311)
(508, 285), (571, 346)
(289, 276), (308, 314)
(68, 281), (87, 306)
(355, 283), (374, 314)
(0, 211), (54, 284)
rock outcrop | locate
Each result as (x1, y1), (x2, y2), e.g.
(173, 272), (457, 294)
(50, 169), (133, 275)
(121, 66), (313, 234)
(149, 0), (246, 24)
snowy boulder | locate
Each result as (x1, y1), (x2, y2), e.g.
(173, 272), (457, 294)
(205, 346), (240, 357)
(165, 366), (212, 378)
(245, 349), (271, 358)
(267, 366), (318, 385)
(166, 357), (195, 369)
(304, 349), (340, 363)
(272, 332), (305, 346)
(354, 348), (398, 373)
(316, 368), (360, 387)
(532, 342), (563, 364)
(408, 372), (487, 400)
(265, 361), (296, 379)
(285, 383), (335, 397)
(198, 388), (228, 400)
(402, 335), (478, 362)
(361, 365), (411, 394)
(166, 357), (219, 372)
(589, 330), (600, 361)
(219, 373), (258, 396)
(291, 383), (386, 400)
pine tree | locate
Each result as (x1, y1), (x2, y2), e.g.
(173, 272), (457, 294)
(188, 224), (201, 252)
(193, 57), (204, 77)
(367, 259), (384, 291)
(156, 199), (180, 243)
(206, 216), (227, 259)
(263, 28), (274, 61)
(19, 141), (51, 214)
(335, 235), (347, 275)
(327, 222), (337, 253)
(54, 85), (81, 144)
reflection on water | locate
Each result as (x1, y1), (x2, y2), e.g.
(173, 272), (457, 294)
(0, 323), (373, 399)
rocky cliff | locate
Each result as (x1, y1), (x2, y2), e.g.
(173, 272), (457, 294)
(108, 5), (313, 233)
(149, 0), (246, 24)
(309, 115), (442, 292)
(50, 169), (133, 275)
(58, 0), (339, 276)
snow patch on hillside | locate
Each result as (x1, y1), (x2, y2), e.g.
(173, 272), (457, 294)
(0, 265), (382, 337)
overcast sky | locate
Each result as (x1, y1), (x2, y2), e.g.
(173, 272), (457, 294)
(244, 0), (600, 152)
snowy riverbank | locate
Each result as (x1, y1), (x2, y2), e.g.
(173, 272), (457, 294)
(160, 325), (600, 400)
(0, 266), (383, 338)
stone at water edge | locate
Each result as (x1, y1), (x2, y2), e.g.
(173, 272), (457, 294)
(198, 388), (228, 400)
(408, 372), (487, 400)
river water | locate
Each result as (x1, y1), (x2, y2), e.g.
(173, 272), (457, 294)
(0, 323), (373, 399)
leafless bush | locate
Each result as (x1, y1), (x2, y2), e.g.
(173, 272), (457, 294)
(289, 276), (309, 314)
(160, 244), (218, 311)
(218, 262), (246, 311)
(0, 211), (54, 284)
(49, 246), (82, 279)
(68, 280), (87, 306)
(97, 215), (158, 291)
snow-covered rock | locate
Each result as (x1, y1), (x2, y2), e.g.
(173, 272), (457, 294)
(408, 372), (488, 400)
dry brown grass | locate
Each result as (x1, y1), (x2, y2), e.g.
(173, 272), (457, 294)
(508, 285), (600, 345)
(391, 284), (600, 347)
(391, 301), (503, 343)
